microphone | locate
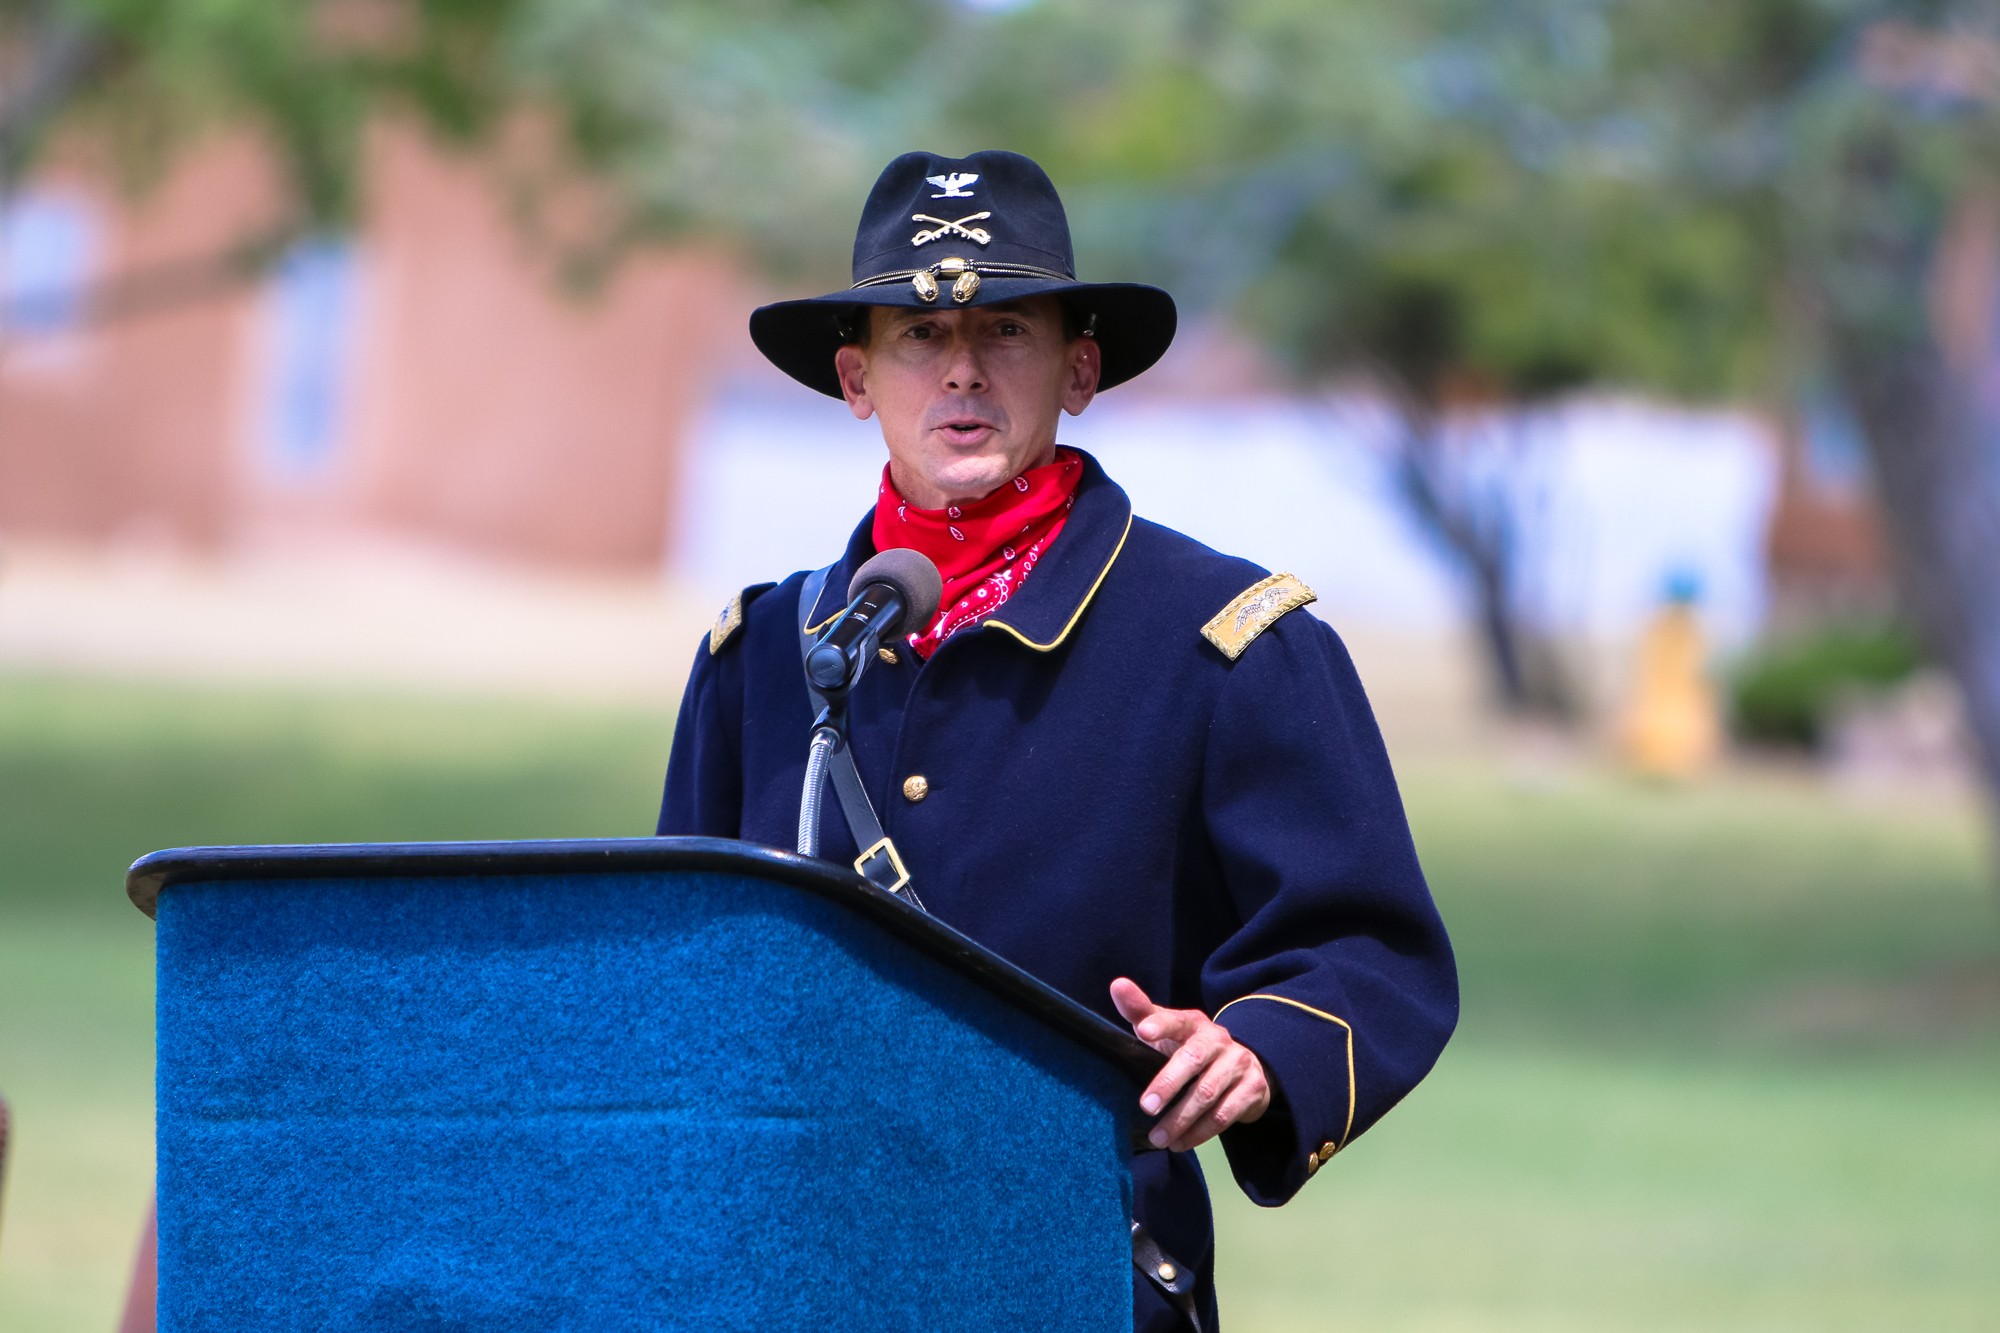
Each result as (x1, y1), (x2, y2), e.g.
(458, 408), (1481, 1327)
(806, 549), (943, 697)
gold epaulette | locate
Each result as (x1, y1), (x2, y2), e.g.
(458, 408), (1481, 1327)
(708, 590), (748, 655)
(1201, 572), (1317, 661)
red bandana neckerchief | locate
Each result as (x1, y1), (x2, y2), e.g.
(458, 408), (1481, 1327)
(872, 448), (1083, 658)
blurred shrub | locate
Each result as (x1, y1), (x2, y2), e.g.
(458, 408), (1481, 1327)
(1730, 622), (1924, 749)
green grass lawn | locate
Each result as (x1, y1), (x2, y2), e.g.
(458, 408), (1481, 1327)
(1, 673), (1995, 1330)
(1206, 764), (2000, 1331)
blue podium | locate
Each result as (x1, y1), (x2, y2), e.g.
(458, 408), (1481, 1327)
(130, 838), (1162, 1331)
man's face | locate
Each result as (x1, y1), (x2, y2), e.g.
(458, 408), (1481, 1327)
(833, 296), (1101, 509)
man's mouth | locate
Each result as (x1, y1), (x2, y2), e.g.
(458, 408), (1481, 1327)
(937, 419), (997, 441)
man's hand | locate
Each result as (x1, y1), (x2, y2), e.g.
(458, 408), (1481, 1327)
(1111, 977), (1271, 1152)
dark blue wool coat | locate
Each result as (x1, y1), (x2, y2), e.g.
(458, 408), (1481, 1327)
(658, 450), (1457, 1330)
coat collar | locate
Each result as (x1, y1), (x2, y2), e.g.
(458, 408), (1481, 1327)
(806, 448), (1133, 652)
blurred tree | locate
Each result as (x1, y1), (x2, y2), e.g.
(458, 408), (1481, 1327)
(0, 0), (935, 315)
(921, 0), (1784, 719)
(7, 0), (1999, 847)
(501, 0), (943, 283)
(1777, 10), (2000, 863)
(0, 0), (536, 309)
(900, 0), (2000, 848)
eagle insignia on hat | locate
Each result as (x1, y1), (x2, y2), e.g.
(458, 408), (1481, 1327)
(927, 172), (979, 198)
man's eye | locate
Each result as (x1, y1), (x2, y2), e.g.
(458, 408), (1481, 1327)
(906, 324), (935, 340)
(997, 322), (1025, 336)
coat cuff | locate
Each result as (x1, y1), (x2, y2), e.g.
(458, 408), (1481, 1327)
(1211, 993), (1356, 1206)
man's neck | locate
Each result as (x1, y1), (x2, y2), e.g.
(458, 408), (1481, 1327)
(889, 443), (1059, 510)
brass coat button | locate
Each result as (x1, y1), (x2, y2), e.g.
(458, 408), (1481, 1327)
(878, 646), (899, 665)
(1320, 1140), (1337, 1159)
(1157, 1262), (1177, 1283)
(1307, 1151), (1321, 1173)
(902, 775), (930, 803)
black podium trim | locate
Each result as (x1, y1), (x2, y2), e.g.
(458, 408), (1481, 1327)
(129, 836), (1167, 1091)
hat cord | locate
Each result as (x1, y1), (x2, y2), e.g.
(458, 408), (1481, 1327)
(852, 259), (1074, 305)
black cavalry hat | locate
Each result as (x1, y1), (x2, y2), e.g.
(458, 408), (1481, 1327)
(749, 150), (1177, 397)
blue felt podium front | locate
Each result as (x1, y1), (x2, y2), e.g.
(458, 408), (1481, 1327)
(144, 842), (1145, 1331)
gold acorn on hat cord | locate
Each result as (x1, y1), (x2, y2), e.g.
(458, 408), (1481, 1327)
(925, 256), (980, 303)
(911, 256), (983, 303)
(861, 255), (1072, 303)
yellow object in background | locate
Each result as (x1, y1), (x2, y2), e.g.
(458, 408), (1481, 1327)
(1621, 589), (1722, 780)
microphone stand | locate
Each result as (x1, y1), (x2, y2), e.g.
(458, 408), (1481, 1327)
(795, 584), (896, 859)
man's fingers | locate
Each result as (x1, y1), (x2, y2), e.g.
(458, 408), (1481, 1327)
(1139, 1029), (1217, 1115)
(1133, 1005), (1204, 1052)
(1165, 1071), (1268, 1153)
(1152, 1040), (1240, 1144)
(1108, 977), (1157, 1029)
(1113, 979), (1206, 1055)
(1140, 1025), (1232, 1125)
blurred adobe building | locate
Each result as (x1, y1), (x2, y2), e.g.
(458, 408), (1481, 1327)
(1, 116), (1897, 736)
(0, 124), (746, 574)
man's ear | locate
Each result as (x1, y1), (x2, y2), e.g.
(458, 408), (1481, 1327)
(834, 345), (874, 420)
(1061, 336), (1102, 416)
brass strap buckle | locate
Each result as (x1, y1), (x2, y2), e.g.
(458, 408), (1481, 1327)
(854, 837), (912, 895)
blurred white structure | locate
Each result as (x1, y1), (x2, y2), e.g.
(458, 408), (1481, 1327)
(675, 381), (1779, 650)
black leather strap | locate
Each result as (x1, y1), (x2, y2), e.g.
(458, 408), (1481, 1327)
(1132, 1221), (1201, 1331)
(799, 566), (926, 911)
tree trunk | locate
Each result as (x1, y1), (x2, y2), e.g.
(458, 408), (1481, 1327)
(1394, 439), (1526, 711)
(1834, 339), (2000, 854)
(1386, 399), (1576, 720)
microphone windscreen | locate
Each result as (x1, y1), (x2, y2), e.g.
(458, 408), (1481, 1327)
(851, 548), (943, 630)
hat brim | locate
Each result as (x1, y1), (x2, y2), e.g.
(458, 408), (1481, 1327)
(749, 278), (1177, 398)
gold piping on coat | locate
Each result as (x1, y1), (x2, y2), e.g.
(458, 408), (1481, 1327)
(1213, 992), (1357, 1153)
(981, 514), (1132, 652)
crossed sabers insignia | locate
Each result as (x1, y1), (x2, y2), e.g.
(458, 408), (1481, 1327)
(911, 212), (992, 246)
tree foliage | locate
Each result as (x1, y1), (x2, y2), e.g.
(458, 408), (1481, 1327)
(0, 0), (536, 220)
(7, 0), (2000, 831)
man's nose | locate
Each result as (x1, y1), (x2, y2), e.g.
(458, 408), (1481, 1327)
(942, 333), (986, 392)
